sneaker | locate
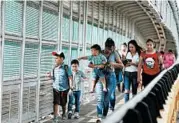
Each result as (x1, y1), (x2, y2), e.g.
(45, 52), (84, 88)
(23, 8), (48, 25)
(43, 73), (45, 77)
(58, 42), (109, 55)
(96, 118), (102, 123)
(74, 112), (80, 119)
(52, 116), (60, 123)
(62, 114), (67, 120)
(68, 111), (73, 119)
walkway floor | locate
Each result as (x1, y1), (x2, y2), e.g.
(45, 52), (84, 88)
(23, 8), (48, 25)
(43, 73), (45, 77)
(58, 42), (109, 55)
(41, 92), (124, 123)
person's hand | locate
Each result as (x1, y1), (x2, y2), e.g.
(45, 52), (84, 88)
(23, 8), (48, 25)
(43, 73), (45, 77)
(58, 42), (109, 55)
(46, 72), (51, 78)
(69, 89), (73, 95)
(88, 63), (95, 68)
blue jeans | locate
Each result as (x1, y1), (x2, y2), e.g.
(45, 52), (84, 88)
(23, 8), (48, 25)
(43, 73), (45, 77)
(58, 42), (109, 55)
(116, 71), (123, 84)
(96, 72), (116, 118)
(124, 71), (138, 102)
(68, 91), (81, 112)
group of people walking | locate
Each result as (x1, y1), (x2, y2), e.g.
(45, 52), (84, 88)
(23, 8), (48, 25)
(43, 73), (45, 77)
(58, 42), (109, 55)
(48, 37), (176, 123)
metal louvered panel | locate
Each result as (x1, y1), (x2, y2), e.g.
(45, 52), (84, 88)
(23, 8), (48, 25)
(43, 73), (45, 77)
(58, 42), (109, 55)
(99, 2), (104, 22)
(2, 85), (20, 123)
(63, 1), (70, 9)
(5, 1), (23, 35)
(39, 79), (53, 118)
(24, 43), (39, 78)
(40, 45), (56, 76)
(88, 1), (92, 17)
(72, 20), (79, 42)
(72, 1), (78, 13)
(109, 7), (113, 25)
(3, 40), (21, 81)
(62, 17), (70, 41)
(93, 2), (99, 20)
(71, 48), (78, 61)
(86, 24), (92, 44)
(42, 7), (58, 41)
(104, 6), (108, 24)
(22, 82), (37, 122)
(26, 1), (39, 38)
(39, 44), (55, 118)
(62, 47), (69, 64)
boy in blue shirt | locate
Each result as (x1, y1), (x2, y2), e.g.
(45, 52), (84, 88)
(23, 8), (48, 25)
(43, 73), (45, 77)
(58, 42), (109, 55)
(78, 44), (107, 93)
(48, 51), (73, 122)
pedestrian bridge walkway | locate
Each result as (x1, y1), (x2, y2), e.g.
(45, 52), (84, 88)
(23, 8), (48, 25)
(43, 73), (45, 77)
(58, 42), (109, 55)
(1, 0), (179, 123)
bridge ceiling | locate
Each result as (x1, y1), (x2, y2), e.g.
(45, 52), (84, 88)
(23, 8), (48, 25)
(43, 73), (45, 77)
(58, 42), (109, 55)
(105, 1), (159, 41)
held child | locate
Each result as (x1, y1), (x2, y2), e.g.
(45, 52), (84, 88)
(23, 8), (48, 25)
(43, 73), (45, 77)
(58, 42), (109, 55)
(78, 44), (107, 93)
(68, 59), (86, 119)
(47, 51), (73, 123)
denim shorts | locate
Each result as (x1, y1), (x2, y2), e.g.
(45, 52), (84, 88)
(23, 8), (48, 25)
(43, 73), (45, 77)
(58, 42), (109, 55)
(92, 68), (105, 80)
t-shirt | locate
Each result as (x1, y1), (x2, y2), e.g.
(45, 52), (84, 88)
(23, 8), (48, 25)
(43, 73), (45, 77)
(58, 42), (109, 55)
(141, 52), (160, 75)
(52, 63), (72, 91)
(163, 53), (175, 69)
(103, 51), (120, 72)
(87, 53), (107, 65)
(125, 52), (139, 72)
(72, 70), (86, 91)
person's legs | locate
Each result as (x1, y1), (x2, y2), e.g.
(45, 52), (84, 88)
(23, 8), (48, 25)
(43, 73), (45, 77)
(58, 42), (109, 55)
(74, 91), (81, 113)
(68, 92), (74, 119)
(74, 91), (81, 119)
(91, 69), (98, 92)
(124, 72), (130, 103)
(53, 89), (60, 116)
(60, 90), (68, 119)
(104, 72), (116, 116)
(95, 81), (105, 118)
(131, 72), (138, 97)
(142, 73), (153, 88)
(109, 73), (117, 111)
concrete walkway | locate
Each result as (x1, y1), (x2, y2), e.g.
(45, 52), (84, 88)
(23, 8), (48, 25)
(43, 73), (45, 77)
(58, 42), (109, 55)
(41, 92), (124, 123)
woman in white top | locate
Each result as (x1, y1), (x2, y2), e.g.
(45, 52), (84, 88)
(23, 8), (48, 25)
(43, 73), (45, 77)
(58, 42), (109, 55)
(124, 40), (141, 103)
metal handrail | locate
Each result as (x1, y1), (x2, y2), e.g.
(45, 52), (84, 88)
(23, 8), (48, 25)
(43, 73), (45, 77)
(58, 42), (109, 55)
(103, 61), (179, 123)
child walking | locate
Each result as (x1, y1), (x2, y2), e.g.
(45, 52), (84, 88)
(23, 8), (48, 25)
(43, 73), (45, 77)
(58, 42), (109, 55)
(47, 51), (73, 123)
(68, 59), (86, 119)
(78, 44), (107, 93)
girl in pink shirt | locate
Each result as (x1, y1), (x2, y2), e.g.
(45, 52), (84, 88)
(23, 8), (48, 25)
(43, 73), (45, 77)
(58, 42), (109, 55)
(163, 50), (175, 69)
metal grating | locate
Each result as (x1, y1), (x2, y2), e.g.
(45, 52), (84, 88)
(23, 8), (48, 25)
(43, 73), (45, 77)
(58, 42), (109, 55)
(5, 1), (23, 35)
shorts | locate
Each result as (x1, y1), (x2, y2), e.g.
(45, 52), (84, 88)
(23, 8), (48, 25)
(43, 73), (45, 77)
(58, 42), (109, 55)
(53, 89), (68, 106)
(142, 73), (159, 87)
(92, 68), (105, 81)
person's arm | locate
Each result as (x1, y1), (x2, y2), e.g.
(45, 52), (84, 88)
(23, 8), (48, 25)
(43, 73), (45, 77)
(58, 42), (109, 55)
(81, 71), (87, 80)
(78, 56), (88, 60)
(137, 56), (143, 83)
(67, 67), (73, 89)
(68, 76), (73, 89)
(110, 51), (124, 69)
(158, 54), (164, 70)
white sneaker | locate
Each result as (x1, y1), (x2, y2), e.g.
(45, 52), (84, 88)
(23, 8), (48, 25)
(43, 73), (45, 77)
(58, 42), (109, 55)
(74, 112), (80, 119)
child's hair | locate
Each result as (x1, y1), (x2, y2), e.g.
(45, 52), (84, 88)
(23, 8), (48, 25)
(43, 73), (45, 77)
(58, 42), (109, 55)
(160, 51), (164, 55)
(146, 39), (154, 44)
(71, 59), (79, 65)
(122, 43), (127, 47)
(105, 38), (115, 48)
(91, 44), (101, 52)
(168, 49), (173, 53)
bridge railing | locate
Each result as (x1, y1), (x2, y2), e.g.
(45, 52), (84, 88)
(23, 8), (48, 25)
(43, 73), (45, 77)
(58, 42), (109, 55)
(104, 61), (179, 123)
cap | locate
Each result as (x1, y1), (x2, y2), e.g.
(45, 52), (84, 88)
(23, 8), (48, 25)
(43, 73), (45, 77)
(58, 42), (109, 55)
(52, 51), (65, 59)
